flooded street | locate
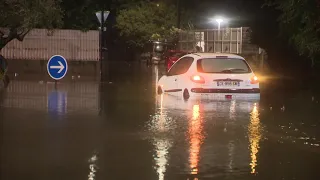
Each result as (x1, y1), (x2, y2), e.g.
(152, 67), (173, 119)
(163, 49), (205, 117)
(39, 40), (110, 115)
(1, 62), (319, 180)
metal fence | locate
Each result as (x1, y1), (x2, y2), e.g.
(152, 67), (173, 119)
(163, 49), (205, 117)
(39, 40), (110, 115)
(178, 27), (260, 55)
(1, 28), (99, 61)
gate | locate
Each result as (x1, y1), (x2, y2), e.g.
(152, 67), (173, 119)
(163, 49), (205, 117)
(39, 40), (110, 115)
(178, 27), (259, 54)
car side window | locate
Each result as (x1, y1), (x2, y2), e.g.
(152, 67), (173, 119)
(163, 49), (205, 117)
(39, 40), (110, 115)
(167, 57), (194, 76)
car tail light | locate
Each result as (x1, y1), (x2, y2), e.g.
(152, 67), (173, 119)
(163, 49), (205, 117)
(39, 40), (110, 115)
(250, 75), (259, 84)
(190, 75), (205, 84)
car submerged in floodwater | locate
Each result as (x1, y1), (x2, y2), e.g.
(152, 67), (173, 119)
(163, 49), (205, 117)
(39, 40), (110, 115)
(157, 53), (260, 100)
(0, 55), (10, 89)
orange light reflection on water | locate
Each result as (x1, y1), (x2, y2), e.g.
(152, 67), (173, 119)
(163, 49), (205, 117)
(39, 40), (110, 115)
(189, 104), (204, 174)
(248, 103), (262, 174)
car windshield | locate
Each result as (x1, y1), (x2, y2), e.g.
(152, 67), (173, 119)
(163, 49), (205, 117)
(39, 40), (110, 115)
(197, 58), (251, 73)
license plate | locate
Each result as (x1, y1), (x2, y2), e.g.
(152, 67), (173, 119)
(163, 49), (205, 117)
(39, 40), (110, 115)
(217, 81), (239, 86)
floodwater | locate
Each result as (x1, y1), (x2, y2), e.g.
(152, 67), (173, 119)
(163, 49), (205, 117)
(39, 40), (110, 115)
(0, 62), (319, 180)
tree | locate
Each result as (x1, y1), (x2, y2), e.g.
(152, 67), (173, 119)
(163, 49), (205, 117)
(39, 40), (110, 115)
(61, 0), (97, 31)
(60, 0), (115, 31)
(0, 0), (63, 50)
(115, 1), (181, 48)
(266, 0), (320, 66)
(60, 0), (145, 31)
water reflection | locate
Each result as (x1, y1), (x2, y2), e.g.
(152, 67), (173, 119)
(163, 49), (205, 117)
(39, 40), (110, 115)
(0, 81), (100, 116)
(88, 152), (98, 180)
(150, 92), (261, 178)
(148, 94), (173, 180)
(248, 103), (262, 174)
(153, 137), (171, 180)
(227, 140), (235, 172)
(229, 100), (236, 120)
(189, 104), (204, 175)
(47, 90), (67, 118)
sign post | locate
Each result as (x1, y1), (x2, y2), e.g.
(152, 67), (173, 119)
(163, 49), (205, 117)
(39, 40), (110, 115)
(48, 91), (67, 118)
(47, 55), (68, 118)
(47, 55), (68, 81)
(96, 10), (110, 81)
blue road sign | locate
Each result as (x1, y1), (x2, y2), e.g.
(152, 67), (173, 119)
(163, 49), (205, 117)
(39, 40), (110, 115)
(47, 55), (68, 80)
(48, 91), (67, 117)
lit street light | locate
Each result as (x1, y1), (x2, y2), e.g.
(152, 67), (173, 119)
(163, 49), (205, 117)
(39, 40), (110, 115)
(211, 16), (227, 52)
(215, 18), (223, 30)
(210, 16), (226, 29)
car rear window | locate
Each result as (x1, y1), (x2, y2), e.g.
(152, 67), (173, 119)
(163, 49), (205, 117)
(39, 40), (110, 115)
(197, 58), (252, 73)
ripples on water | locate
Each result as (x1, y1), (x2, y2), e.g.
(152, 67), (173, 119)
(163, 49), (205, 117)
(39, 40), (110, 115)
(262, 93), (320, 150)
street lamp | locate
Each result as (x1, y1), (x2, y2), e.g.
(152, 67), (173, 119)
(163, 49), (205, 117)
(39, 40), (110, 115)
(95, 10), (110, 81)
(211, 16), (226, 52)
(215, 18), (223, 30)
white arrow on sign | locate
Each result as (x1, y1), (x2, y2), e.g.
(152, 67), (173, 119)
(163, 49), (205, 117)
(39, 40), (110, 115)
(50, 61), (65, 73)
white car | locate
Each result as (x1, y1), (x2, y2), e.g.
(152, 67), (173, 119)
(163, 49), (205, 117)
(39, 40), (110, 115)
(157, 53), (260, 99)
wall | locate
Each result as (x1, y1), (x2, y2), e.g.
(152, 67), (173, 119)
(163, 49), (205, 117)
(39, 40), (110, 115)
(1, 28), (99, 61)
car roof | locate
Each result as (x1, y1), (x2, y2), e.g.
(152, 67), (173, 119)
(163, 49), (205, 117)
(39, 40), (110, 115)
(188, 53), (245, 60)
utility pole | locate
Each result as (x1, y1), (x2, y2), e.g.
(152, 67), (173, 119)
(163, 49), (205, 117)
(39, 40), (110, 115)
(100, 11), (104, 63)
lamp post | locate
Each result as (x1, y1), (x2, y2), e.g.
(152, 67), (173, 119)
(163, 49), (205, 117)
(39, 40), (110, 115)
(215, 17), (224, 52)
(216, 18), (223, 30)
(95, 10), (110, 81)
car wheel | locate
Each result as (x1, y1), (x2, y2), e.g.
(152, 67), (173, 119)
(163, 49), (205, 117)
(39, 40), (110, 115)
(157, 86), (163, 95)
(183, 88), (190, 100)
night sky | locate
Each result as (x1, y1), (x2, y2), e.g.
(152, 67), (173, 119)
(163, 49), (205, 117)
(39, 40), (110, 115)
(177, 0), (271, 27)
